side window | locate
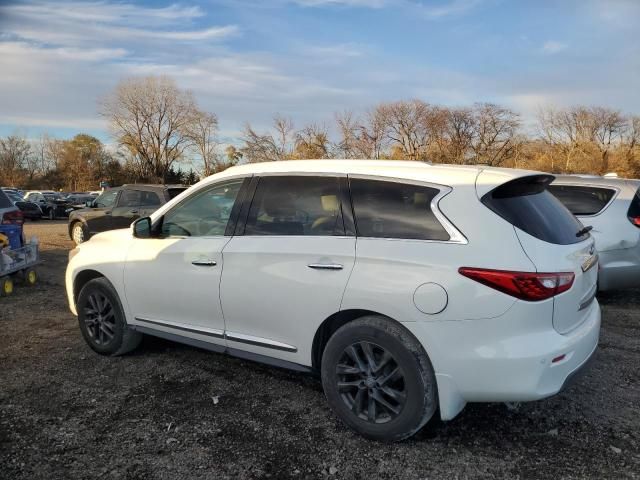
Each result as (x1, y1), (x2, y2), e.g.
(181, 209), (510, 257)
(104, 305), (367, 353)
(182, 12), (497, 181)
(94, 190), (118, 208)
(548, 185), (616, 216)
(117, 190), (141, 208)
(140, 191), (161, 206)
(350, 178), (450, 241)
(244, 176), (344, 236)
(161, 180), (243, 237)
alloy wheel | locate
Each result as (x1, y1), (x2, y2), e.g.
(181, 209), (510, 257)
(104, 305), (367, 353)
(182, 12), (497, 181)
(83, 292), (116, 346)
(336, 341), (407, 424)
(72, 224), (85, 244)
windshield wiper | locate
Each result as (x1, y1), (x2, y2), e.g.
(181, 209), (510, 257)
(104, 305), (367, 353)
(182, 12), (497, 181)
(576, 225), (593, 237)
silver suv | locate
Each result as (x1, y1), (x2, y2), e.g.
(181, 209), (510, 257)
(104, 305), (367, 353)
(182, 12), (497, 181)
(550, 175), (640, 291)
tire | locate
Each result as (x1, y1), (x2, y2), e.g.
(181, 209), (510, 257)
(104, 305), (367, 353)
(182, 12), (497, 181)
(77, 277), (142, 356)
(71, 222), (87, 245)
(21, 268), (37, 286)
(1, 276), (13, 296)
(321, 316), (438, 442)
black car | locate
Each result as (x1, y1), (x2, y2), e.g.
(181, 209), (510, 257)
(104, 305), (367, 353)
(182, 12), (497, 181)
(23, 191), (71, 220)
(68, 184), (187, 244)
(4, 191), (42, 221)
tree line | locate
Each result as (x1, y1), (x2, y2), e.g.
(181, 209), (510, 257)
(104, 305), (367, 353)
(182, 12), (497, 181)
(1, 75), (639, 190)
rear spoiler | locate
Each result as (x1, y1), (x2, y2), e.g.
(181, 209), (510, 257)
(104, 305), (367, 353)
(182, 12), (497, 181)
(475, 170), (555, 199)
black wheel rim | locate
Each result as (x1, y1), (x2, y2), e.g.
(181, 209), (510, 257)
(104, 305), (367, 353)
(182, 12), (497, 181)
(336, 341), (406, 424)
(83, 292), (116, 345)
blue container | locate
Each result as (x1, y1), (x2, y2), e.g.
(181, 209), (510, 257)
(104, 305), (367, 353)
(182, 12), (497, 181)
(0, 224), (23, 250)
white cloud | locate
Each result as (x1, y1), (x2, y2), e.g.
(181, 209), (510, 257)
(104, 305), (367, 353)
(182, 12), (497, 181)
(418, 0), (483, 19)
(542, 40), (568, 54)
(292, 0), (387, 7)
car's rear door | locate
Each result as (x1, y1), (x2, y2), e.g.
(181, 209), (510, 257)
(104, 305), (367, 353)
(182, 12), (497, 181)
(482, 175), (598, 334)
(219, 175), (356, 366)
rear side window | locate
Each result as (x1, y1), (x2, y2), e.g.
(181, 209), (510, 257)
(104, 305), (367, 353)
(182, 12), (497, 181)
(548, 185), (616, 215)
(349, 179), (450, 241)
(483, 175), (586, 245)
(244, 176), (344, 236)
(0, 190), (13, 208)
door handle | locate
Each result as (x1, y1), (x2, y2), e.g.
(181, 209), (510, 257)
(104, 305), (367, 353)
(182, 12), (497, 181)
(308, 263), (343, 270)
(192, 260), (217, 267)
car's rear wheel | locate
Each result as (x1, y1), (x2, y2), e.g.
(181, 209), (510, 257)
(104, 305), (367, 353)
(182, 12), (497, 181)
(77, 277), (142, 356)
(71, 222), (87, 245)
(321, 316), (438, 442)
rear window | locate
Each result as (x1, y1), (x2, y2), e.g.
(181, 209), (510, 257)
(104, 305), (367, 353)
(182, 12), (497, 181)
(547, 184), (616, 215)
(482, 175), (587, 245)
(0, 190), (13, 209)
(350, 179), (450, 241)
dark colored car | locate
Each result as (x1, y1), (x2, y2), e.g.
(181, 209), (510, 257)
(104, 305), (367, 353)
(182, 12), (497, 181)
(68, 184), (187, 244)
(64, 194), (97, 215)
(23, 191), (71, 220)
(4, 191), (42, 221)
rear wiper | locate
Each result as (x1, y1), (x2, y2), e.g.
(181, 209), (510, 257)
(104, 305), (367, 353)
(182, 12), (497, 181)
(576, 225), (593, 237)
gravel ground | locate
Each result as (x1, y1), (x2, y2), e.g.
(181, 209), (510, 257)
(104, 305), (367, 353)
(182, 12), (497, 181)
(0, 221), (639, 479)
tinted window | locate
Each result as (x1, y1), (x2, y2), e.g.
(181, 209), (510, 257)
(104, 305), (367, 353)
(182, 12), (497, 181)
(548, 185), (616, 215)
(94, 190), (118, 208)
(483, 176), (586, 245)
(0, 190), (12, 209)
(117, 190), (141, 208)
(140, 191), (161, 206)
(244, 176), (344, 236)
(168, 187), (187, 199)
(161, 180), (243, 237)
(628, 187), (640, 221)
(350, 179), (449, 241)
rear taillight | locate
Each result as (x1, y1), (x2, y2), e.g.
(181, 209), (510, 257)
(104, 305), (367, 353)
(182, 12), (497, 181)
(1, 210), (24, 226)
(629, 216), (640, 228)
(459, 267), (575, 301)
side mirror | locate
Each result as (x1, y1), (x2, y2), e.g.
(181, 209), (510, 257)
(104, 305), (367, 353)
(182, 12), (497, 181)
(132, 216), (153, 239)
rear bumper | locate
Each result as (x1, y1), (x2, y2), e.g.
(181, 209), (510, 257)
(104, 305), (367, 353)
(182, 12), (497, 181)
(403, 300), (601, 420)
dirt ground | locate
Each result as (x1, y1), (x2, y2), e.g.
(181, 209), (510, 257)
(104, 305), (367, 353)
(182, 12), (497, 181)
(0, 221), (639, 479)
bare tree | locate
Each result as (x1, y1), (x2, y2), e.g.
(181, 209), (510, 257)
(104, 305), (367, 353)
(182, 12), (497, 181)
(377, 100), (431, 160)
(185, 110), (219, 176)
(240, 115), (294, 162)
(589, 106), (626, 173)
(470, 103), (520, 166)
(292, 123), (331, 159)
(100, 76), (198, 182)
(0, 135), (31, 185)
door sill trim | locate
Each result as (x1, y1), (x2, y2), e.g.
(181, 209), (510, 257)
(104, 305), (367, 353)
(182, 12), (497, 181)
(134, 317), (225, 339)
(225, 331), (298, 353)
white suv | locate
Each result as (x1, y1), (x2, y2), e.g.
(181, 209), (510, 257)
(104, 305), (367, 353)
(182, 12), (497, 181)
(66, 160), (601, 441)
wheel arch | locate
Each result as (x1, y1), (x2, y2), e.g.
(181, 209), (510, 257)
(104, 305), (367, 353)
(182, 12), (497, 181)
(73, 269), (105, 304)
(311, 309), (421, 371)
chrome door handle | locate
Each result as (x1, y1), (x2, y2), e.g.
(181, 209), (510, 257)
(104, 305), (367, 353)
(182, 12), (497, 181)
(308, 263), (343, 270)
(192, 260), (217, 267)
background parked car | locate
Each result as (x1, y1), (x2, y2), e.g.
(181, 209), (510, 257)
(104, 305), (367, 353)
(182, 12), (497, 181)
(549, 175), (640, 291)
(68, 184), (187, 244)
(4, 191), (42, 221)
(64, 194), (97, 216)
(23, 191), (71, 220)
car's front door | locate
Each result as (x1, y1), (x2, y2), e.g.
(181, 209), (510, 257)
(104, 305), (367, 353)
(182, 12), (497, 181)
(124, 178), (247, 344)
(220, 175), (356, 366)
(85, 189), (119, 235)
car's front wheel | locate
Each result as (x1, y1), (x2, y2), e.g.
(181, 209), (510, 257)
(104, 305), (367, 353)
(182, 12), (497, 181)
(77, 277), (142, 356)
(321, 316), (438, 442)
(71, 222), (87, 245)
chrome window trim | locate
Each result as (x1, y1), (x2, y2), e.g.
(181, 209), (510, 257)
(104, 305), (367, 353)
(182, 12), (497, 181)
(347, 174), (468, 245)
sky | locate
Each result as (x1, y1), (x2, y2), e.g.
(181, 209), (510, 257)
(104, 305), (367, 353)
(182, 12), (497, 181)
(0, 0), (639, 145)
